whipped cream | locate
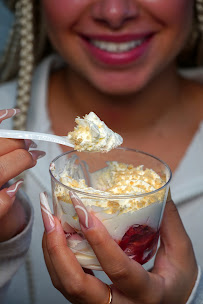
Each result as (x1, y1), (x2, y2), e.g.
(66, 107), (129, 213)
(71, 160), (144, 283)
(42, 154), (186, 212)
(56, 161), (165, 210)
(67, 112), (123, 152)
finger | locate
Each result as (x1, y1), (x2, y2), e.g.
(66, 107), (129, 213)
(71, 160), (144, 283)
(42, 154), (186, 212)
(0, 180), (25, 241)
(110, 287), (136, 304)
(42, 231), (96, 297)
(0, 149), (45, 187)
(40, 193), (111, 304)
(154, 200), (197, 275)
(0, 108), (20, 124)
(160, 200), (192, 255)
(42, 233), (63, 291)
(0, 180), (24, 219)
(41, 194), (71, 295)
(0, 138), (37, 156)
(153, 201), (198, 303)
(46, 219), (110, 304)
(70, 191), (163, 301)
(42, 203), (94, 280)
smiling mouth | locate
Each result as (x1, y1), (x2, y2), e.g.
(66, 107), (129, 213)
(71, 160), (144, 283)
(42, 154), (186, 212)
(89, 38), (146, 53)
(80, 33), (153, 65)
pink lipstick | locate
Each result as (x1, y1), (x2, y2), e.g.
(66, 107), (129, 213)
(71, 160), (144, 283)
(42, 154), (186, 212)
(81, 33), (153, 66)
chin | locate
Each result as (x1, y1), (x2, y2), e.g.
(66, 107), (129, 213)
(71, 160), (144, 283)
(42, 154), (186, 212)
(89, 76), (148, 96)
(98, 85), (142, 96)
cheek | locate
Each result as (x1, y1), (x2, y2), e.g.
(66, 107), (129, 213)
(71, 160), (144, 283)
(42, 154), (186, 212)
(142, 0), (193, 29)
(41, 0), (91, 29)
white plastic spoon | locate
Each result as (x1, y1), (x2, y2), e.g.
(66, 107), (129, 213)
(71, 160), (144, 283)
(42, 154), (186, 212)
(0, 129), (74, 148)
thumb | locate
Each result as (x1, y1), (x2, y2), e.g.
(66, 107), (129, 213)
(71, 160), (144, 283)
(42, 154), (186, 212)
(160, 200), (191, 256)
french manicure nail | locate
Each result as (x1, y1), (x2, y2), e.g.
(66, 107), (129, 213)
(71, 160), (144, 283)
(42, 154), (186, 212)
(69, 191), (94, 229)
(6, 179), (24, 198)
(24, 139), (37, 150)
(29, 150), (46, 161)
(40, 192), (55, 233)
(0, 108), (20, 123)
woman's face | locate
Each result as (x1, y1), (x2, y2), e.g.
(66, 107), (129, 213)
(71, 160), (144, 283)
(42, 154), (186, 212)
(42, 0), (194, 94)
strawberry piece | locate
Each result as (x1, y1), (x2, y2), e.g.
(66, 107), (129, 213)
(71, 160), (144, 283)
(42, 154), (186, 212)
(119, 224), (159, 264)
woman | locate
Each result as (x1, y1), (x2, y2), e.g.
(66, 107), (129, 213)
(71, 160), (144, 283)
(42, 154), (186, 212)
(0, 0), (203, 303)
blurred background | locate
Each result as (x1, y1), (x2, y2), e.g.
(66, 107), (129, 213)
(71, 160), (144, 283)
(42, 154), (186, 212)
(0, 0), (14, 57)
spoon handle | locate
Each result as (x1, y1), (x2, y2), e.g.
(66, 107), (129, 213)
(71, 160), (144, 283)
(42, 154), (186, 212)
(0, 129), (74, 147)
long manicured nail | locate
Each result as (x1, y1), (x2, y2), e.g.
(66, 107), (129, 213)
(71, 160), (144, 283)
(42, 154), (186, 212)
(0, 108), (20, 123)
(6, 179), (24, 198)
(24, 139), (37, 150)
(29, 150), (46, 161)
(40, 192), (55, 233)
(69, 191), (94, 229)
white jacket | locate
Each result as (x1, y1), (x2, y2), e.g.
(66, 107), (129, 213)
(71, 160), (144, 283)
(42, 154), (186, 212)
(0, 55), (203, 304)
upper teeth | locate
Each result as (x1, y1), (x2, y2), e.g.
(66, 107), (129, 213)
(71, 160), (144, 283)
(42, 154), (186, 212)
(91, 40), (143, 53)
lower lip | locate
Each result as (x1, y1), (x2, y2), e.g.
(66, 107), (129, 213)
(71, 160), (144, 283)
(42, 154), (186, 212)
(82, 36), (152, 66)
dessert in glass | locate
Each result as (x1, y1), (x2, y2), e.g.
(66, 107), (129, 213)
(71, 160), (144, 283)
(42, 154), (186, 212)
(50, 148), (172, 270)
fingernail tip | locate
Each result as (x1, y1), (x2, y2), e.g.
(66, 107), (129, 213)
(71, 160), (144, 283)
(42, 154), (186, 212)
(69, 190), (78, 199)
(39, 151), (46, 159)
(40, 192), (47, 202)
(29, 150), (46, 160)
(40, 192), (52, 212)
(14, 108), (21, 114)
(6, 179), (24, 196)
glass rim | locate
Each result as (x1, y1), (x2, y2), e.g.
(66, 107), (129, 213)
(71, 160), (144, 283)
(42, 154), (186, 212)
(49, 147), (172, 199)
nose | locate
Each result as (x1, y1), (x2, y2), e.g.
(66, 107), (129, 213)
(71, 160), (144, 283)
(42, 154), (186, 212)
(91, 0), (139, 29)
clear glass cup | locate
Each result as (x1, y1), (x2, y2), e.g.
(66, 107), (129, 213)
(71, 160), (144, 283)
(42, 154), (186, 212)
(49, 148), (172, 270)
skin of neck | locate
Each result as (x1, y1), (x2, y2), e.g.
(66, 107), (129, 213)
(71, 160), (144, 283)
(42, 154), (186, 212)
(49, 61), (182, 135)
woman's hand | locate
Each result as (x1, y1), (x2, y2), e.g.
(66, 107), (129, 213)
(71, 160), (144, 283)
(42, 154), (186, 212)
(0, 108), (46, 241)
(41, 191), (198, 304)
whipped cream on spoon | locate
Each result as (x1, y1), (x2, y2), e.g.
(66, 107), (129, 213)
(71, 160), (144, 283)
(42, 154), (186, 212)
(0, 112), (123, 152)
(67, 112), (123, 152)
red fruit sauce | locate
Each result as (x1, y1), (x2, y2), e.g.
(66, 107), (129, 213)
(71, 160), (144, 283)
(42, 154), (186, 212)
(118, 224), (159, 264)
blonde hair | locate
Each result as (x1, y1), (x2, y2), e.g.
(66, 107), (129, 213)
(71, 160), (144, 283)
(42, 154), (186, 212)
(1, 0), (203, 131)
(1, 0), (50, 130)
